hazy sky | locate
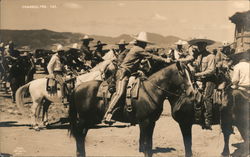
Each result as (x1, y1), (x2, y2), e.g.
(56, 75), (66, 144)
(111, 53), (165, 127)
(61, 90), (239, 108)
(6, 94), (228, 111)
(1, 0), (249, 42)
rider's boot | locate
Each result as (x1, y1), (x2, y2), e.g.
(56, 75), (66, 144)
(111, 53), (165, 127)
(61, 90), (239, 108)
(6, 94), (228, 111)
(204, 118), (212, 130)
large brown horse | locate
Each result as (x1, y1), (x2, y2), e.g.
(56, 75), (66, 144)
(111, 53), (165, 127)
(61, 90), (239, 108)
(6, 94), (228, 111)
(69, 62), (194, 157)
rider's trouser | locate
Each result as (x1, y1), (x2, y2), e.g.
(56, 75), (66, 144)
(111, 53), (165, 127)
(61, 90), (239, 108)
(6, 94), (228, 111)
(105, 69), (129, 117)
(203, 81), (216, 123)
(54, 71), (65, 98)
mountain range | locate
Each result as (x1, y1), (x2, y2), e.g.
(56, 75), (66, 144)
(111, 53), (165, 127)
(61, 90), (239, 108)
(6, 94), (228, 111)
(0, 29), (182, 50)
(1, 29), (221, 51)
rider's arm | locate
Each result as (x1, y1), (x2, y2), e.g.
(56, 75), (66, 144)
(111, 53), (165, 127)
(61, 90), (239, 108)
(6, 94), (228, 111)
(231, 65), (240, 86)
(195, 54), (216, 77)
(47, 56), (56, 75)
(142, 51), (172, 63)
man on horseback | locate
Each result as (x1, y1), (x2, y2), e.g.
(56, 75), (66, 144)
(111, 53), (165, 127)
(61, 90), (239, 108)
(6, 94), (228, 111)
(188, 38), (216, 130)
(103, 32), (172, 124)
(92, 41), (107, 67)
(47, 44), (67, 102)
(80, 35), (94, 62)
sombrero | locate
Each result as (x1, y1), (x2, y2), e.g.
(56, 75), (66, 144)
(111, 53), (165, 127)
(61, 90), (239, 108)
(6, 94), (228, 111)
(133, 32), (153, 44)
(116, 39), (129, 45)
(94, 41), (107, 47)
(174, 40), (187, 45)
(188, 38), (215, 46)
(81, 35), (94, 41)
(219, 41), (231, 48)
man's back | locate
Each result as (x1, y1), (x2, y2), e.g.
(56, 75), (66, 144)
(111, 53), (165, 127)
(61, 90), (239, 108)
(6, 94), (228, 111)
(232, 61), (250, 87)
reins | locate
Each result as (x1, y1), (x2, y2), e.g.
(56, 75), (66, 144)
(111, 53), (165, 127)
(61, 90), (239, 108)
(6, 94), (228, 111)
(144, 78), (181, 97)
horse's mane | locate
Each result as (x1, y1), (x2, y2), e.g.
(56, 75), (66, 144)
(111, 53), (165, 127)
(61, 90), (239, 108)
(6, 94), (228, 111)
(147, 63), (177, 81)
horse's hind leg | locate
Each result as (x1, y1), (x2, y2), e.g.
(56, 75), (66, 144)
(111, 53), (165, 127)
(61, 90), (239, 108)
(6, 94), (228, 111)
(139, 120), (155, 157)
(42, 99), (51, 126)
(30, 99), (43, 130)
(75, 120), (89, 157)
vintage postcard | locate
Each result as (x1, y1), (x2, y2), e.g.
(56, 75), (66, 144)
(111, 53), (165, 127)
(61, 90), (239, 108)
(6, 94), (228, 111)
(0, 0), (249, 157)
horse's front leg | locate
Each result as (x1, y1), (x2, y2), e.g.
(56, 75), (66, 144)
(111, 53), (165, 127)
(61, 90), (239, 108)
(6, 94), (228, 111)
(221, 132), (230, 157)
(179, 122), (193, 157)
(75, 124), (88, 157)
(139, 120), (155, 157)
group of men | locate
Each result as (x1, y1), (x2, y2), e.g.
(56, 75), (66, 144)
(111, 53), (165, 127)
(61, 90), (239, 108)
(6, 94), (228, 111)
(1, 32), (249, 129)
(46, 31), (250, 130)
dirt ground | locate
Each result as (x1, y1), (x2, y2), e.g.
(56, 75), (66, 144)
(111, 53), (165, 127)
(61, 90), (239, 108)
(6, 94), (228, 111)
(0, 74), (246, 157)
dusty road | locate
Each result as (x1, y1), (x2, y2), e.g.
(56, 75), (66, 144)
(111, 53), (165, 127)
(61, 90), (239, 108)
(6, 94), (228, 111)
(0, 87), (245, 157)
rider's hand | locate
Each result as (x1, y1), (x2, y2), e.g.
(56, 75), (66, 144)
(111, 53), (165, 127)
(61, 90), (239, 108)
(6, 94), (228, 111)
(48, 74), (55, 79)
(164, 58), (172, 63)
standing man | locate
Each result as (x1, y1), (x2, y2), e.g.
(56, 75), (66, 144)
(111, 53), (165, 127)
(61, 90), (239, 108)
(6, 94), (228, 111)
(171, 40), (188, 60)
(231, 50), (250, 91)
(103, 32), (172, 124)
(216, 41), (234, 135)
(188, 38), (216, 130)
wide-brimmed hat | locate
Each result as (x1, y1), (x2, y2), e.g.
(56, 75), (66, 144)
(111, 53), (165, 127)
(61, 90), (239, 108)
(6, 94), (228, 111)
(70, 43), (79, 49)
(94, 41), (107, 47)
(52, 44), (64, 51)
(219, 41), (231, 48)
(116, 39), (129, 45)
(133, 32), (153, 44)
(81, 35), (94, 41)
(175, 40), (188, 45)
(188, 38), (215, 46)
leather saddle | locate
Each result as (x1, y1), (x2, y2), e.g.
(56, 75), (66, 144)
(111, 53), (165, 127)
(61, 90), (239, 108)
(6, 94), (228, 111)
(96, 76), (141, 111)
(46, 78), (59, 95)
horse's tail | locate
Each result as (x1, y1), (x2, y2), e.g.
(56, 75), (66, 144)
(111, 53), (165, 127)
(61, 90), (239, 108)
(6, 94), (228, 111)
(68, 90), (78, 138)
(15, 82), (31, 113)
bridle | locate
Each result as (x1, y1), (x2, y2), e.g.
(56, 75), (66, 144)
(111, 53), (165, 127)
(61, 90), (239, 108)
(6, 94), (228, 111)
(143, 62), (193, 97)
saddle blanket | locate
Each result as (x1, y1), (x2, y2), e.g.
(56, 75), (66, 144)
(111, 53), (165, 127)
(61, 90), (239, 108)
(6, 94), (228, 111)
(97, 76), (140, 99)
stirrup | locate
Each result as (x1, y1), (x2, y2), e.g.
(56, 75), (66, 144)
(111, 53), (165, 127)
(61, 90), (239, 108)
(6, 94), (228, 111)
(127, 105), (133, 112)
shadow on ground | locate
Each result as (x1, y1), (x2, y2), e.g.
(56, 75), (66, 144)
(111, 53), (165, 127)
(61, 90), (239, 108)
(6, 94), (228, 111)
(0, 121), (31, 127)
(231, 142), (250, 157)
(152, 147), (176, 154)
(0, 153), (13, 157)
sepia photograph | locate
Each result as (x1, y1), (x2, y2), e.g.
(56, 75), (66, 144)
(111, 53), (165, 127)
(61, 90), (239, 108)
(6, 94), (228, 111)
(0, 0), (249, 157)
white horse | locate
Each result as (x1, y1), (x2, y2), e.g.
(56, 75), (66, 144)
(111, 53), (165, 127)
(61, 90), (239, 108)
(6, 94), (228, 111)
(15, 50), (116, 130)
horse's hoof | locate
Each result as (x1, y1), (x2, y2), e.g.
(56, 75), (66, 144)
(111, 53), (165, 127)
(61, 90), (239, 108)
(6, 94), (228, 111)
(221, 152), (230, 157)
(34, 126), (40, 131)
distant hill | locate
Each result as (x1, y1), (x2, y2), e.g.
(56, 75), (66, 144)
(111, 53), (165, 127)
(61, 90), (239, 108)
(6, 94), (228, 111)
(0, 29), (182, 50)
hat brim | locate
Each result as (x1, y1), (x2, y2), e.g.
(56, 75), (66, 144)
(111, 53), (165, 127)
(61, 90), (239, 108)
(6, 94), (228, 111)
(134, 37), (154, 44)
(81, 38), (94, 41)
(116, 43), (129, 45)
(188, 39), (215, 46)
(174, 42), (187, 45)
(94, 43), (107, 47)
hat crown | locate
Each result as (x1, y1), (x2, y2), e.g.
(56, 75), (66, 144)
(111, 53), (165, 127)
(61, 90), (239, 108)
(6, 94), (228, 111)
(72, 43), (78, 49)
(117, 39), (128, 45)
(222, 41), (230, 47)
(56, 44), (63, 51)
(83, 35), (90, 39)
(175, 40), (187, 45)
(136, 32), (148, 42)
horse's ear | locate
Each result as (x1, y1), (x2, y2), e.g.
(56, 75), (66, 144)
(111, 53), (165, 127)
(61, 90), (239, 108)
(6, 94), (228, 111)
(176, 61), (185, 76)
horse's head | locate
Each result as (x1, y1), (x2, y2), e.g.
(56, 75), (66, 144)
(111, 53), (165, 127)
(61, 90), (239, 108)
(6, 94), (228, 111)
(175, 61), (195, 98)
